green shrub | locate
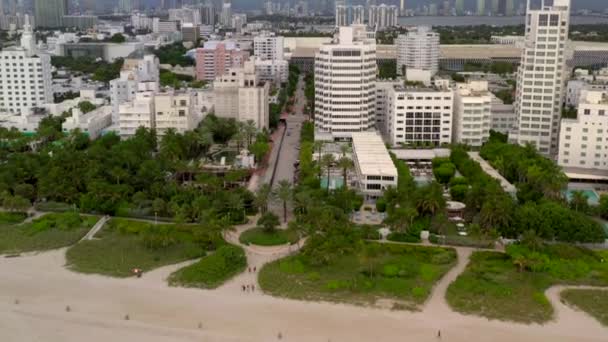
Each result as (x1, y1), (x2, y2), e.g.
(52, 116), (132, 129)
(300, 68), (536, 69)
(387, 232), (421, 243)
(376, 198), (387, 212)
(168, 245), (246, 289)
(0, 212), (27, 224)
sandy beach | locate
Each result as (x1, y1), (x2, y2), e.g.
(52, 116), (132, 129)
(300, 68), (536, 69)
(0, 245), (606, 342)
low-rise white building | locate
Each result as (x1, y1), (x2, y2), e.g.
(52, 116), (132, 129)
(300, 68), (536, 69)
(351, 131), (398, 199)
(490, 94), (516, 135)
(62, 106), (112, 139)
(213, 61), (270, 130)
(379, 84), (453, 147)
(453, 80), (492, 147)
(118, 91), (155, 138)
(558, 90), (608, 172)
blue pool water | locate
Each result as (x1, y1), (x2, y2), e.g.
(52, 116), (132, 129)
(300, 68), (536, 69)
(563, 189), (600, 206)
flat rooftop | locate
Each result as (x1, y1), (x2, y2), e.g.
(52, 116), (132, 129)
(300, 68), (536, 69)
(352, 132), (398, 177)
(390, 148), (451, 161)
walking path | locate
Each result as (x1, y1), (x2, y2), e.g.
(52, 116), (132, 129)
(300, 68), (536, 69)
(80, 215), (111, 241)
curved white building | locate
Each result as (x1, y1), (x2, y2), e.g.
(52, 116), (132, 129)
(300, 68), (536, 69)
(396, 26), (440, 76)
(314, 25), (377, 140)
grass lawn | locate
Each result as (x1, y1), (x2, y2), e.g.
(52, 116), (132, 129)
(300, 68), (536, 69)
(169, 244), (247, 289)
(65, 218), (219, 278)
(561, 289), (608, 327)
(259, 242), (457, 310)
(0, 212), (27, 225)
(239, 227), (299, 246)
(0, 212), (98, 254)
(446, 246), (608, 324)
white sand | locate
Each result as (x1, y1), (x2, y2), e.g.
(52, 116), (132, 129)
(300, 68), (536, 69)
(1, 245), (607, 342)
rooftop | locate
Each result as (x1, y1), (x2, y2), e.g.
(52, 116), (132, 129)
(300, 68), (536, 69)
(352, 132), (398, 177)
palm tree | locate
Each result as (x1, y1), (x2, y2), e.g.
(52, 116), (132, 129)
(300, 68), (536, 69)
(339, 144), (351, 157)
(570, 190), (588, 212)
(255, 183), (273, 214)
(244, 120), (258, 147)
(320, 154), (335, 194)
(337, 156), (353, 190)
(274, 180), (293, 223)
(225, 193), (245, 223)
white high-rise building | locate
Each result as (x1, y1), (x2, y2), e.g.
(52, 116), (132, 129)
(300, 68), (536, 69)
(396, 26), (440, 76)
(558, 90), (608, 171)
(314, 24), (377, 140)
(379, 84), (453, 147)
(353, 5), (365, 24)
(453, 80), (493, 147)
(253, 57), (288, 85)
(213, 61), (270, 130)
(335, 5), (348, 27)
(253, 32), (284, 61)
(220, 0), (232, 27)
(0, 15), (52, 116)
(368, 4), (398, 29)
(510, 0), (571, 157)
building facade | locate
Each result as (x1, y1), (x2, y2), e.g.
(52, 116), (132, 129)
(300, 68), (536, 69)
(0, 19), (52, 116)
(453, 80), (493, 147)
(558, 90), (608, 171)
(34, 0), (67, 28)
(195, 41), (250, 81)
(381, 84), (454, 147)
(213, 61), (270, 130)
(314, 25), (377, 140)
(368, 4), (398, 30)
(396, 26), (440, 76)
(154, 91), (201, 135)
(253, 32), (284, 61)
(509, 0), (571, 157)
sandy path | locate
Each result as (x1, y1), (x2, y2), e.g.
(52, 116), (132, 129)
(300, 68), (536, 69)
(424, 247), (473, 316)
(545, 285), (608, 331)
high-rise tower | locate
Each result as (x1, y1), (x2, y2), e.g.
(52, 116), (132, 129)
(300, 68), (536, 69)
(510, 0), (571, 157)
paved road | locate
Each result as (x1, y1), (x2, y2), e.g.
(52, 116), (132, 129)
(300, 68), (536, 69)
(267, 76), (308, 222)
(273, 76), (307, 185)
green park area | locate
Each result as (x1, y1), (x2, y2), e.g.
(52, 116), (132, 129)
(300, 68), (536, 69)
(260, 242), (456, 310)
(239, 227), (299, 246)
(446, 245), (608, 323)
(0, 212), (98, 255)
(66, 218), (227, 277)
(168, 244), (247, 289)
(561, 288), (608, 327)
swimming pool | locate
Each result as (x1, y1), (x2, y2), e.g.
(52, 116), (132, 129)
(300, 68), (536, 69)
(563, 189), (600, 206)
(321, 176), (344, 190)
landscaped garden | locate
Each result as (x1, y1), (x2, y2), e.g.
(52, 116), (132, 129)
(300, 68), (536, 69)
(239, 212), (300, 246)
(65, 218), (228, 277)
(0, 212), (98, 254)
(260, 241), (456, 310)
(561, 288), (608, 327)
(446, 244), (608, 323)
(168, 244), (247, 289)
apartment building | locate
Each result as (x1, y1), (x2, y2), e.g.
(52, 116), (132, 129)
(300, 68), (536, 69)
(396, 26), (440, 76)
(368, 4), (398, 30)
(154, 90), (201, 135)
(558, 90), (608, 171)
(490, 94), (517, 135)
(0, 17), (52, 116)
(213, 61), (270, 130)
(109, 54), (160, 123)
(381, 84), (454, 147)
(195, 41), (250, 81)
(118, 91), (156, 138)
(510, 0), (571, 157)
(453, 80), (493, 147)
(253, 32), (285, 61)
(314, 24), (377, 140)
